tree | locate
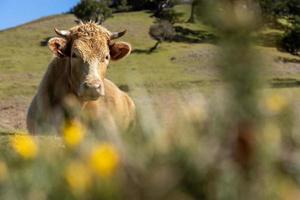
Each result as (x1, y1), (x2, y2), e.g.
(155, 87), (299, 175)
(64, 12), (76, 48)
(127, 0), (177, 11)
(287, 0), (300, 16)
(71, 0), (112, 23)
(278, 23), (300, 55)
(127, 0), (150, 10)
(111, 0), (129, 11)
(277, 15), (300, 55)
(255, 0), (300, 55)
(257, 0), (300, 22)
(149, 20), (175, 52)
(187, 0), (199, 23)
(147, 0), (180, 52)
(153, 0), (171, 17)
(151, 0), (182, 24)
(113, 0), (127, 7)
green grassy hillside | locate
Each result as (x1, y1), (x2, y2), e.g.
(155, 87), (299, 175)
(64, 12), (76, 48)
(0, 5), (216, 100)
(0, 4), (300, 131)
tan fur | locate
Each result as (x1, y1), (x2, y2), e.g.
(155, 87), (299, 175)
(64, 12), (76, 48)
(70, 23), (111, 62)
(27, 23), (135, 134)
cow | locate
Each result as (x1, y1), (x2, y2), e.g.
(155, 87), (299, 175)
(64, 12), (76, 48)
(27, 21), (136, 134)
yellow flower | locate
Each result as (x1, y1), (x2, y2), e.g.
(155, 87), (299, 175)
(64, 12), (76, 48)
(265, 93), (288, 113)
(0, 161), (8, 182)
(89, 143), (120, 177)
(11, 134), (38, 160)
(65, 161), (91, 193)
(63, 121), (85, 148)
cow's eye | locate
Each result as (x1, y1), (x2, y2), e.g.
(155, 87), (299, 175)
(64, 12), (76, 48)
(105, 55), (110, 60)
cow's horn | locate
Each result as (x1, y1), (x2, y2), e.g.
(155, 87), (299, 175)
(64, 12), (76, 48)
(110, 30), (127, 40)
(96, 18), (103, 25)
(54, 28), (71, 38)
(75, 19), (84, 25)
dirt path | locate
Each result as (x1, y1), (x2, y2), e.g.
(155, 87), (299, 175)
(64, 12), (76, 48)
(0, 97), (29, 132)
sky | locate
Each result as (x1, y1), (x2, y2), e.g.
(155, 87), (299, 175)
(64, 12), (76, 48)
(0, 0), (80, 30)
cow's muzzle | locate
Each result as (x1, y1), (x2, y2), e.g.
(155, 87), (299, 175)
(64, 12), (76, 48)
(78, 80), (105, 100)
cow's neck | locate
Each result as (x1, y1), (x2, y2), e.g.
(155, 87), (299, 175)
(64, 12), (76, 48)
(45, 58), (82, 107)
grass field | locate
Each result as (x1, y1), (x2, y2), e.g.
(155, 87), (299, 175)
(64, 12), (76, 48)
(0, 4), (300, 131)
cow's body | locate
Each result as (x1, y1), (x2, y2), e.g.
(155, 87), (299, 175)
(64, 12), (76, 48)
(27, 22), (135, 134)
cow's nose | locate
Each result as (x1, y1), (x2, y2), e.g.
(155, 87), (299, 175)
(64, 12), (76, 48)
(84, 81), (101, 90)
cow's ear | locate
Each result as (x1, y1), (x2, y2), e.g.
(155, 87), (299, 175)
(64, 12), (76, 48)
(48, 37), (67, 57)
(109, 42), (131, 61)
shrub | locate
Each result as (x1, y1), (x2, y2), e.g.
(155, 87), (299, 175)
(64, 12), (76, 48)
(149, 20), (175, 42)
(148, 20), (175, 52)
(71, 0), (112, 23)
(278, 24), (300, 55)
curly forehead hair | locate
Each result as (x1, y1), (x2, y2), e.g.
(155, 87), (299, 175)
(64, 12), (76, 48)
(69, 22), (111, 62)
(70, 22), (111, 39)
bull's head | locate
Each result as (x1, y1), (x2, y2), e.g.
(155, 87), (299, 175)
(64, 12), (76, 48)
(48, 22), (131, 101)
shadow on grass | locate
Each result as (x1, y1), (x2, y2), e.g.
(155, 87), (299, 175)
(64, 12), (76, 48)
(173, 26), (217, 44)
(275, 56), (300, 64)
(257, 32), (300, 56)
(132, 25), (217, 54)
(271, 78), (300, 88)
(257, 32), (282, 47)
(132, 49), (153, 54)
(0, 132), (15, 135)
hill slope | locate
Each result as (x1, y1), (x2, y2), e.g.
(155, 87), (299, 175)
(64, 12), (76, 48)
(0, 5), (300, 131)
(0, 6), (215, 99)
